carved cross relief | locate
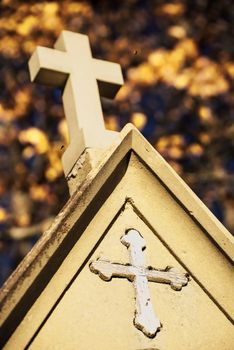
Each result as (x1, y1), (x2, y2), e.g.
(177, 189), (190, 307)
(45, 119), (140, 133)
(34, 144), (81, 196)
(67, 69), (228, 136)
(90, 229), (189, 338)
(29, 31), (123, 176)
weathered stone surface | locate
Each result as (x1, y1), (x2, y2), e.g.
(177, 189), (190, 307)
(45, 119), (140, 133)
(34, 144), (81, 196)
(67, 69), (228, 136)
(0, 125), (233, 349)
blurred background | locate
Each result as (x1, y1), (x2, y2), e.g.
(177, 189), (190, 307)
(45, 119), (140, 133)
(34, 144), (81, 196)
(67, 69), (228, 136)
(0, 0), (233, 286)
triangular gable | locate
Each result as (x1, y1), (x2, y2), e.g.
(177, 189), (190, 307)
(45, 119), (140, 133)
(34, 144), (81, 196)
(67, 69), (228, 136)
(0, 124), (233, 348)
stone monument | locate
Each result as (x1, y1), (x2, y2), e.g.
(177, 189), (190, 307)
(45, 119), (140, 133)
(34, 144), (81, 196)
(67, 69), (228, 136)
(0, 31), (233, 350)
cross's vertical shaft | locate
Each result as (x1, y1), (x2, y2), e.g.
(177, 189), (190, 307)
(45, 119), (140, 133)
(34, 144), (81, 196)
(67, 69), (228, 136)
(121, 230), (161, 337)
(55, 33), (106, 170)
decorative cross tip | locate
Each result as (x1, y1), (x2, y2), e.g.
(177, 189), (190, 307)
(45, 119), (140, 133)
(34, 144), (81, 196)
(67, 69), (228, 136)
(90, 229), (189, 338)
(164, 266), (189, 291)
(121, 229), (146, 250)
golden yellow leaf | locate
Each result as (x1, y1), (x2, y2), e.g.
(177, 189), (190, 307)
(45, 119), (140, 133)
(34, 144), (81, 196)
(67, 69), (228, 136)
(47, 146), (63, 180)
(45, 167), (58, 182)
(22, 146), (35, 159)
(43, 3), (59, 15)
(17, 16), (38, 36)
(199, 133), (211, 144)
(0, 207), (8, 223)
(189, 57), (229, 97)
(187, 143), (204, 156)
(58, 119), (69, 144)
(131, 112), (147, 130)
(128, 63), (157, 85)
(22, 40), (36, 54)
(155, 136), (170, 151)
(168, 26), (186, 39)
(174, 70), (192, 89)
(105, 115), (119, 131)
(65, 2), (92, 16)
(168, 146), (183, 159)
(115, 83), (132, 101)
(18, 128), (50, 154)
(176, 39), (198, 59)
(199, 106), (213, 122)
(170, 134), (185, 147)
(15, 214), (30, 227)
(159, 3), (185, 16)
(225, 62), (234, 79)
(148, 49), (168, 68)
(0, 36), (19, 57)
(30, 184), (49, 201)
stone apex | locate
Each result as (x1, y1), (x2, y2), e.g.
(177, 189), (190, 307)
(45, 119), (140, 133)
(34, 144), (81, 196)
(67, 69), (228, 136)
(0, 122), (233, 347)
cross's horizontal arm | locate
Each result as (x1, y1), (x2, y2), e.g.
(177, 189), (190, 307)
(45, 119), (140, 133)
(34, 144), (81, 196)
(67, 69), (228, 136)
(28, 46), (70, 87)
(90, 259), (189, 290)
(146, 267), (189, 291)
(90, 260), (135, 281)
(93, 59), (124, 98)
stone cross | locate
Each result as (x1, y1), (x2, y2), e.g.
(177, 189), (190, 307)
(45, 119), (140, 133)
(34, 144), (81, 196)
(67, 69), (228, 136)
(90, 229), (189, 338)
(28, 31), (123, 176)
